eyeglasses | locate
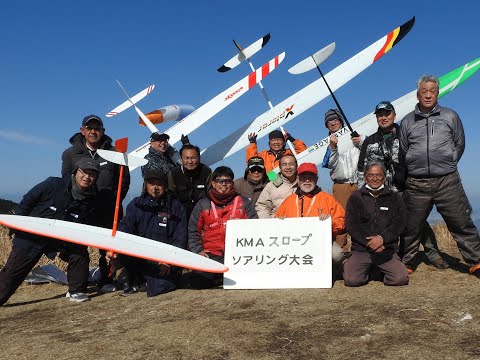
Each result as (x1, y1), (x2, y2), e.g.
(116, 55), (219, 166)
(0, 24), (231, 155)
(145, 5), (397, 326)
(366, 174), (384, 179)
(78, 168), (97, 179)
(84, 125), (102, 132)
(214, 178), (234, 185)
(326, 118), (340, 124)
(249, 166), (263, 173)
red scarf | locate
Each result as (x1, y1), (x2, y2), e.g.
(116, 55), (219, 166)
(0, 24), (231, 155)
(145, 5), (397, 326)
(209, 188), (239, 207)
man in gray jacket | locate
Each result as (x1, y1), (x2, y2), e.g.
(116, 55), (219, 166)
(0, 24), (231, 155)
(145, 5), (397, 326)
(399, 75), (480, 277)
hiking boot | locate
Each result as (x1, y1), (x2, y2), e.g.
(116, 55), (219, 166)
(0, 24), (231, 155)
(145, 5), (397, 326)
(66, 292), (90, 303)
(469, 264), (480, 278)
(431, 258), (449, 270)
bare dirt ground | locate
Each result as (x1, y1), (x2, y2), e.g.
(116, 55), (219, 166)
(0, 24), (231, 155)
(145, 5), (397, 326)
(1, 246), (479, 360)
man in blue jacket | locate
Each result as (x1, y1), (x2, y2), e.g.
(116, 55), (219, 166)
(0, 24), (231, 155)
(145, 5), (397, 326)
(0, 159), (101, 304)
(118, 169), (188, 297)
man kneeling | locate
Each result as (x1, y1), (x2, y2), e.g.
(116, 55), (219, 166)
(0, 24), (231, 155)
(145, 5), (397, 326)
(343, 161), (409, 287)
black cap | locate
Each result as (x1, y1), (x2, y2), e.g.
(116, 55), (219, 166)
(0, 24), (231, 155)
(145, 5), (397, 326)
(268, 130), (284, 140)
(74, 158), (100, 174)
(82, 115), (103, 127)
(247, 156), (265, 170)
(143, 169), (168, 185)
(374, 101), (395, 114)
(150, 132), (170, 142)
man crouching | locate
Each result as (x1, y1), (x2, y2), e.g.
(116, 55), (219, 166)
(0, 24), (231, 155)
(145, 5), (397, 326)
(0, 159), (101, 304)
(343, 161), (409, 287)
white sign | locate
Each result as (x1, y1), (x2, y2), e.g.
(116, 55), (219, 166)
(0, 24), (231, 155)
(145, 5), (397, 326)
(223, 217), (332, 289)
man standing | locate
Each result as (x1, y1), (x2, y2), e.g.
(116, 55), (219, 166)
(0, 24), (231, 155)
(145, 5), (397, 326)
(0, 159), (101, 304)
(246, 129), (306, 174)
(168, 144), (212, 217)
(321, 109), (362, 251)
(141, 132), (181, 177)
(358, 101), (447, 271)
(255, 154), (298, 218)
(234, 156), (269, 207)
(399, 75), (480, 276)
(275, 162), (346, 265)
(62, 114), (130, 290)
(344, 161), (409, 287)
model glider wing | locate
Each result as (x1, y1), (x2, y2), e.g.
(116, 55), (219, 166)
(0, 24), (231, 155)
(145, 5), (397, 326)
(106, 84), (155, 117)
(279, 57), (480, 174)
(96, 149), (147, 167)
(0, 215), (228, 273)
(288, 43), (336, 74)
(128, 52), (286, 169)
(218, 33), (271, 72)
(200, 17), (415, 166)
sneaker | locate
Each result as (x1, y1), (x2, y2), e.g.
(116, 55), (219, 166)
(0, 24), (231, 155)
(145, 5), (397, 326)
(431, 258), (449, 270)
(469, 264), (480, 277)
(120, 286), (138, 296)
(99, 283), (117, 293)
(66, 292), (90, 303)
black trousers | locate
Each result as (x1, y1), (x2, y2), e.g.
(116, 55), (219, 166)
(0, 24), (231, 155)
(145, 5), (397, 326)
(0, 238), (89, 305)
(401, 172), (480, 266)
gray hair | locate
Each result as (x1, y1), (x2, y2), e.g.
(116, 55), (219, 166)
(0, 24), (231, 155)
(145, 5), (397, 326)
(417, 75), (440, 92)
(364, 161), (386, 176)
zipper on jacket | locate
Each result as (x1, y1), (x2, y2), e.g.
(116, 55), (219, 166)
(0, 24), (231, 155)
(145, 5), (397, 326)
(431, 119), (435, 137)
(426, 118), (430, 176)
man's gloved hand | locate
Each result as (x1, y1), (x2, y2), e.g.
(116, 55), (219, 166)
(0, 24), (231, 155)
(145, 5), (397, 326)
(248, 132), (257, 144)
(181, 134), (190, 146)
(285, 132), (296, 142)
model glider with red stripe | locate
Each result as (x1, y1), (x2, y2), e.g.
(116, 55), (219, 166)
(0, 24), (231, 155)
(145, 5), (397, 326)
(127, 52), (285, 168)
(199, 17), (415, 166)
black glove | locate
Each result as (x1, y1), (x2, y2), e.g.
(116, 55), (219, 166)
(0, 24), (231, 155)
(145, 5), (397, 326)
(286, 133), (296, 142)
(248, 134), (257, 144)
(181, 134), (190, 146)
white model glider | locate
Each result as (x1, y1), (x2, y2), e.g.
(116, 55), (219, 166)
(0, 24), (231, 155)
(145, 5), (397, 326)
(0, 215), (228, 273)
(199, 17), (415, 166)
(271, 57), (480, 175)
(125, 52), (285, 169)
(218, 33), (271, 72)
(288, 42), (336, 75)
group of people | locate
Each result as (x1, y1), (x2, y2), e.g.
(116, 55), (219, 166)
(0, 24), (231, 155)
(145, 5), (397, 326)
(1, 74), (479, 306)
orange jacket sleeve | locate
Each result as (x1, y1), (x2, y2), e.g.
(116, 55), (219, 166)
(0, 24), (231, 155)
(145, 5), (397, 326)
(246, 142), (259, 163)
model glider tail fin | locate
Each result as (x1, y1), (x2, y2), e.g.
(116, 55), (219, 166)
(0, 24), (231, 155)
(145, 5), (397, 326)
(112, 137), (128, 238)
(288, 42), (336, 74)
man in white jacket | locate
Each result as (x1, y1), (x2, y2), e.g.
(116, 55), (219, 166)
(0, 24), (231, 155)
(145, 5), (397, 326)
(255, 154), (298, 218)
(321, 109), (363, 251)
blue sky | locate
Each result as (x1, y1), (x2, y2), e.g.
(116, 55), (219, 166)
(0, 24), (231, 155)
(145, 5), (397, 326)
(1, 1), (479, 211)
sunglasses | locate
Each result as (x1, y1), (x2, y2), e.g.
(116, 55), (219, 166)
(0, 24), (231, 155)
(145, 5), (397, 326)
(214, 178), (234, 185)
(249, 166), (264, 173)
(84, 125), (102, 132)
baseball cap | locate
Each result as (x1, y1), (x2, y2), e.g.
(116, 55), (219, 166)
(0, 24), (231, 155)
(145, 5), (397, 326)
(268, 130), (284, 140)
(150, 132), (170, 142)
(247, 157), (265, 170)
(374, 101), (395, 114)
(74, 158), (100, 174)
(82, 115), (104, 127)
(297, 162), (318, 175)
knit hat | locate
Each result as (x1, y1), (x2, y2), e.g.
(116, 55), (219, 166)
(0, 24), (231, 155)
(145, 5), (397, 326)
(150, 132), (170, 142)
(374, 101), (395, 114)
(268, 130), (284, 140)
(324, 109), (344, 127)
(74, 158), (100, 174)
(297, 162), (318, 175)
(82, 115), (103, 127)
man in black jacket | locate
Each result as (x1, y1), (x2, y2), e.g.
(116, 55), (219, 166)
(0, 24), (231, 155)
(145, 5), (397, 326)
(344, 161), (409, 287)
(168, 144), (211, 217)
(0, 159), (101, 304)
(62, 115), (130, 290)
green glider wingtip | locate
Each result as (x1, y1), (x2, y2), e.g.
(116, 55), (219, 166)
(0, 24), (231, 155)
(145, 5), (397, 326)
(439, 57), (480, 97)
